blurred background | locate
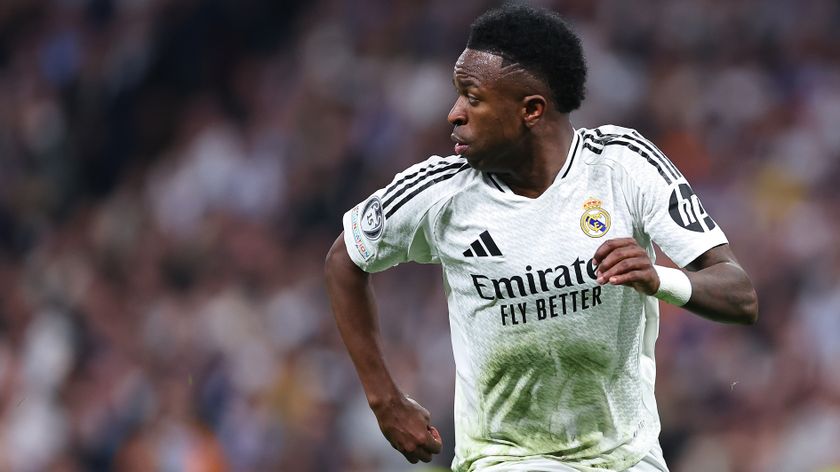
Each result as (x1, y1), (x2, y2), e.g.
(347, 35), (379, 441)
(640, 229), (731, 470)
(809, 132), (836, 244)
(0, 0), (839, 470)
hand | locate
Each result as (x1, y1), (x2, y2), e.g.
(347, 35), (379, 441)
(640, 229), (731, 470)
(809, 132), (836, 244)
(592, 237), (659, 296)
(371, 394), (443, 463)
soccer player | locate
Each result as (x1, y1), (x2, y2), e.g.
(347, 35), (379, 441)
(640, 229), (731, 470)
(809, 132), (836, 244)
(325, 4), (758, 471)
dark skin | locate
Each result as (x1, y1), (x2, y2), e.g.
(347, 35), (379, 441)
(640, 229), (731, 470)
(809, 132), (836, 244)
(325, 243), (442, 463)
(449, 50), (573, 197)
(592, 238), (758, 323)
(325, 48), (758, 464)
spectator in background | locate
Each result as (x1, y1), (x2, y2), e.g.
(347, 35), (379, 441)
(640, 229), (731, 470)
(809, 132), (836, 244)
(0, 0), (838, 470)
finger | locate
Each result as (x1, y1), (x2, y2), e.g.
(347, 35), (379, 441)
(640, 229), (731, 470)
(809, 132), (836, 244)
(597, 258), (650, 284)
(598, 257), (649, 281)
(428, 426), (443, 452)
(607, 269), (653, 287)
(402, 452), (419, 464)
(411, 447), (433, 463)
(594, 245), (647, 274)
(592, 238), (636, 264)
(424, 427), (442, 454)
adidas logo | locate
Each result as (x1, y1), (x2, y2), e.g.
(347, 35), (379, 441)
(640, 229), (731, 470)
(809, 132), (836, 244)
(463, 230), (503, 257)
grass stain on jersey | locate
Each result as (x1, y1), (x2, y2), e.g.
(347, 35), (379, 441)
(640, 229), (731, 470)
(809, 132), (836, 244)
(476, 338), (620, 459)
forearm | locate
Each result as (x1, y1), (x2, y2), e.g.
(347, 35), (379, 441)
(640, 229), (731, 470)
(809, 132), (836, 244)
(325, 234), (443, 463)
(682, 253), (758, 325)
(325, 234), (401, 407)
(594, 240), (758, 324)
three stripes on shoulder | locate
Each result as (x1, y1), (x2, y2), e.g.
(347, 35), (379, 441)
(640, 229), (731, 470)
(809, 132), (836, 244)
(380, 159), (471, 219)
(582, 129), (683, 185)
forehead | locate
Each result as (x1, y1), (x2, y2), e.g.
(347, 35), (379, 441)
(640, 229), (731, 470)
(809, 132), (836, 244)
(453, 49), (506, 85)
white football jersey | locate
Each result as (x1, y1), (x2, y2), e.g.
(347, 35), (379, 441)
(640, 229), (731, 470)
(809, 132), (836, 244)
(342, 125), (727, 471)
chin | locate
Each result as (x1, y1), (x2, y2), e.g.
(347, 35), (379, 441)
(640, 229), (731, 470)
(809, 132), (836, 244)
(462, 150), (484, 167)
(464, 156), (485, 170)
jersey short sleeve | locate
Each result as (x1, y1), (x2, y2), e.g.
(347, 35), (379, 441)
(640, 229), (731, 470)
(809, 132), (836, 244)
(620, 130), (728, 267)
(589, 126), (728, 267)
(342, 155), (470, 273)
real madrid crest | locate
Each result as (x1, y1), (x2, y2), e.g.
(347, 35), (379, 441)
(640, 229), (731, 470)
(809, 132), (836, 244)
(580, 197), (611, 238)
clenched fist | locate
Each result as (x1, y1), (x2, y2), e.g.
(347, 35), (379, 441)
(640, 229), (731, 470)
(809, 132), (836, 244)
(372, 394), (443, 463)
(592, 238), (659, 296)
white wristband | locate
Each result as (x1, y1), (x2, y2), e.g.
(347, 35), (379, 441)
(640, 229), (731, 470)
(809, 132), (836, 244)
(653, 266), (692, 306)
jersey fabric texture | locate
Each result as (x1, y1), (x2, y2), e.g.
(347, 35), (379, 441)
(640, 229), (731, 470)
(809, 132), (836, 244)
(341, 125), (727, 471)
(477, 443), (668, 472)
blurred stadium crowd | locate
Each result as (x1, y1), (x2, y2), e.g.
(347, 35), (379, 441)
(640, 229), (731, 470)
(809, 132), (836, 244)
(0, 0), (839, 470)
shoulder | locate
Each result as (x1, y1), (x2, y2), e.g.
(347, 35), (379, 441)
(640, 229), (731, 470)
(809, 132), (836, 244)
(578, 125), (683, 186)
(379, 154), (477, 221)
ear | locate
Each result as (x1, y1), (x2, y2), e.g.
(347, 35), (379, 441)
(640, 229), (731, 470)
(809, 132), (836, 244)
(522, 95), (547, 128)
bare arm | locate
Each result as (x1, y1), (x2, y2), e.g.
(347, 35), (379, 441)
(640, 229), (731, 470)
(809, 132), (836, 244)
(324, 233), (442, 463)
(593, 238), (758, 324)
(681, 243), (758, 324)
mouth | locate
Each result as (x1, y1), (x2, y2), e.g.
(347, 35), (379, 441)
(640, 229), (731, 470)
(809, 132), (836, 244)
(451, 133), (470, 156)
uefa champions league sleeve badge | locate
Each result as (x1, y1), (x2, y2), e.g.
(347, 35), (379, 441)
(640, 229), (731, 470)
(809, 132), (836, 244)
(580, 197), (611, 238)
(360, 196), (384, 240)
(349, 196), (384, 261)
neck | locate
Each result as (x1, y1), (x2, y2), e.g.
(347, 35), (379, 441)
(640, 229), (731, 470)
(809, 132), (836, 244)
(498, 118), (575, 199)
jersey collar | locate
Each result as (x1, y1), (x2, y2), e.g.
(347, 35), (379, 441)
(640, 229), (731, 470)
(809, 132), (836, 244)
(485, 128), (581, 196)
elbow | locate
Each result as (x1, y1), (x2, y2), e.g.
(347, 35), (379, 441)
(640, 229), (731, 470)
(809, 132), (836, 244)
(737, 287), (759, 325)
(725, 265), (759, 325)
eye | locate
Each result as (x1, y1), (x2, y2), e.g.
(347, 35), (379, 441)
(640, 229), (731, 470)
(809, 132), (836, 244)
(467, 95), (479, 106)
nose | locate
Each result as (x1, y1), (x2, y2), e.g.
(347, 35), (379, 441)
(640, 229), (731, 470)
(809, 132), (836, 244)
(448, 96), (467, 126)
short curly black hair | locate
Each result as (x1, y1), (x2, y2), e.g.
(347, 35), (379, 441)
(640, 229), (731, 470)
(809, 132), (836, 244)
(466, 3), (587, 113)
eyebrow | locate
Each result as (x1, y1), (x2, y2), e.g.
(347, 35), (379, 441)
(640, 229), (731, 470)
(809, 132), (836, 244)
(453, 75), (479, 89)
